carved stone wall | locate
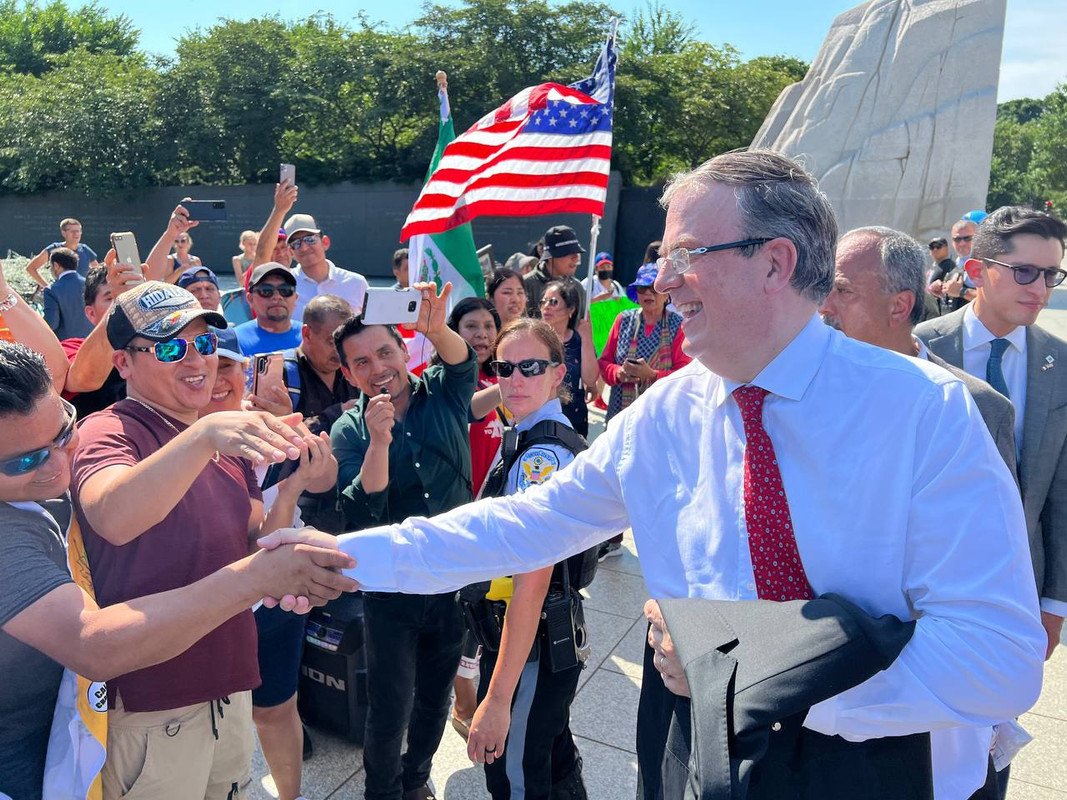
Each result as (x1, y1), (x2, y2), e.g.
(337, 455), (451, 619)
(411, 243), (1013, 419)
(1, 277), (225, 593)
(752, 0), (1006, 243)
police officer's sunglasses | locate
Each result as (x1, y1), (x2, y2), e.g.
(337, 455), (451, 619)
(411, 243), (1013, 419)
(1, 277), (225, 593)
(1, 398), (77, 476)
(489, 359), (560, 378)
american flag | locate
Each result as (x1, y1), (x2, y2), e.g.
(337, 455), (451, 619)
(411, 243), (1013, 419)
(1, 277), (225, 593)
(400, 29), (616, 240)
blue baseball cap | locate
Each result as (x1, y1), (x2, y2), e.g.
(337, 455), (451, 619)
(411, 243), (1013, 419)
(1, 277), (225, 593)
(594, 251), (613, 269)
(212, 325), (245, 363)
(177, 267), (219, 290)
(627, 263), (660, 303)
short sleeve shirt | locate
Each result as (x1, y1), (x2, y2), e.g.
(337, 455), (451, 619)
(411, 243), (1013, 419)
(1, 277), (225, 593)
(46, 241), (97, 277)
(71, 400), (262, 711)
(0, 499), (73, 800)
(234, 320), (303, 357)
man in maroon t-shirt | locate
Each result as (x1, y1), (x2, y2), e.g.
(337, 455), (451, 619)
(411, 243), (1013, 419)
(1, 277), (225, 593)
(72, 281), (333, 800)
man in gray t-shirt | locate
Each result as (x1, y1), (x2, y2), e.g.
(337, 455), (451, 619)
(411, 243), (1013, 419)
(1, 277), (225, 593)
(0, 340), (357, 799)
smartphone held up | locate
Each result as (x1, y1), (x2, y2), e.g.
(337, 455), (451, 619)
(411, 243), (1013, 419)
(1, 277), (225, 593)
(361, 287), (422, 326)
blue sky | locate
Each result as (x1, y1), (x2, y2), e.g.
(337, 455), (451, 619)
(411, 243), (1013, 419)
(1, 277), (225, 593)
(104, 0), (1064, 102)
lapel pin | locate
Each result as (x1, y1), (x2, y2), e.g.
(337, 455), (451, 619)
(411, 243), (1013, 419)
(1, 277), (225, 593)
(1042, 355), (1055, 371)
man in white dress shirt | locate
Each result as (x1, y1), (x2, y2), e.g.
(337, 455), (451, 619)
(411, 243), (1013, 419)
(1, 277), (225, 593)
(287, 151), (1045, 797)
(283, 213), (369, 321)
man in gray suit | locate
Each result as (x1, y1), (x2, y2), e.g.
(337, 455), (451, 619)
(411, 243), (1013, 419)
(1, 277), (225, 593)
(41, 246), (92, 340)
(820, 226), (1016, 472)
(915, 207), (1067, 662)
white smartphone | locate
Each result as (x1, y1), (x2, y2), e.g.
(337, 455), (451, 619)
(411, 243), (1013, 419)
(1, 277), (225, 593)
(280, 163), (296, 185)
(361, 287), (422, 326)
(110, 232), (140, 267)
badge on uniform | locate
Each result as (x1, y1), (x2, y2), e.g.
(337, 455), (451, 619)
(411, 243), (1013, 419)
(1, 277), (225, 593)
(519, 447), (560, 491)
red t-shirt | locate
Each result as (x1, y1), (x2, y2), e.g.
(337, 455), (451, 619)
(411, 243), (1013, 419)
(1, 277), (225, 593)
(71, 399), (262, 711)
(470, 374), (504, 496)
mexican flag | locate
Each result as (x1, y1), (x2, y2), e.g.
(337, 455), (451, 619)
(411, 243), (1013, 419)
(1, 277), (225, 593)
(407, 79), (485, 300)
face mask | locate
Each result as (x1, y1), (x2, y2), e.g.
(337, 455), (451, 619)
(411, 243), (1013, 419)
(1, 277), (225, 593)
(597, 269), (613, 281)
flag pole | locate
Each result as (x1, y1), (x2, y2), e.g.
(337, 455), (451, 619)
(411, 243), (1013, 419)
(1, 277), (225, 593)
(584, 214), (601, 319)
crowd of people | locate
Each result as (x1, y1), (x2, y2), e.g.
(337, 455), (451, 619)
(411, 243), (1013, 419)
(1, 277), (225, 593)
(1, 147), (1066, 800)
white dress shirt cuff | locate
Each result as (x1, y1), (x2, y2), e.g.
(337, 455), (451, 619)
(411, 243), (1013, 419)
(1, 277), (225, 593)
(1039, 596), (1067, 618)
(338, 526), (401, 592)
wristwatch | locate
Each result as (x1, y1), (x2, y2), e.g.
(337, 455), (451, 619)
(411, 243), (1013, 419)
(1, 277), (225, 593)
(0, 292), (18, 313)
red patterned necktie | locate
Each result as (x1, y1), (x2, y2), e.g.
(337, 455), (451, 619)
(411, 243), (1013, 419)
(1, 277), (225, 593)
(733, 385), (814, 602)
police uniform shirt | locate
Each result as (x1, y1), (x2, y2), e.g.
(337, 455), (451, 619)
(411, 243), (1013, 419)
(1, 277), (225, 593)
(495, 398), (576, 496)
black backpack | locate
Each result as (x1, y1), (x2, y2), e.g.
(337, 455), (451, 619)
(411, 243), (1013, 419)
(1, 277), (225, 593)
(481, 419), (600, 591)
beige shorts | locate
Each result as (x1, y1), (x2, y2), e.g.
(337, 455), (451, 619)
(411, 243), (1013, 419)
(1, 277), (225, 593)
(102, 690), (254, 800)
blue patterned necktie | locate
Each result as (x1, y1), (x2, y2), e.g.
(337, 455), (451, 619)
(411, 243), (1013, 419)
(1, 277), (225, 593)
(986, 338), (1011, 399)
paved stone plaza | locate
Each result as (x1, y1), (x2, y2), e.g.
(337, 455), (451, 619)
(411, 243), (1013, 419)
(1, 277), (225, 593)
(250, 288), (1067, 799)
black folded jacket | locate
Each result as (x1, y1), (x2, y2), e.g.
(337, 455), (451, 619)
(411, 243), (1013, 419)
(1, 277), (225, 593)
(657, 593), (931, 800)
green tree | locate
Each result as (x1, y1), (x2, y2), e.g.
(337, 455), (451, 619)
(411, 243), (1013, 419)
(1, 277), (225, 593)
(0, 0), (137, 76)
(0, 49), (161, 194)
(1030, 84), (1067, 211)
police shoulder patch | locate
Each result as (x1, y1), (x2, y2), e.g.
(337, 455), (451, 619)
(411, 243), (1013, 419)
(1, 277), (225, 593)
(518, 447), (561, 491)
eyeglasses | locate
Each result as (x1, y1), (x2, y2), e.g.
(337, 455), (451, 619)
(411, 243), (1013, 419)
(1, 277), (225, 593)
(952, 235), (973, 244)
(982, 258), (1067, 288)
(126, 332), (219, 363)
(539, 296), (561, 308)
(489, 358), (560, 378)
(176, 237), (190, 244)
(656, 238), (773, 277)
(251, 284), (296, 299)
(289, 234), (320, 251)
(635, 285), (657, 295)
(0, 398), (77, 476)
(928, 243), (946, 250)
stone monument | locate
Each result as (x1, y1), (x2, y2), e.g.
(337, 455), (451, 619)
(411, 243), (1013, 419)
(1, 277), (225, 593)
(752, 0), (1006, 242)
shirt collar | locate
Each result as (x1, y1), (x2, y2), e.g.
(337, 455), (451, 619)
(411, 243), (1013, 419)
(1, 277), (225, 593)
(515, 398), (565, 433)
(712, 313), (830, 408)
(912, 335), (930, 360)
(294, 260), (338, 285)
(55, 270), (77, 281)
(963, 304), (1026, 353)
(8, 500), (46, 514)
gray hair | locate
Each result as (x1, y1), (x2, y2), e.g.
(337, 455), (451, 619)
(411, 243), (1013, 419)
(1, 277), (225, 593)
(841, 227), (927, 325)
(660, 149), (839, 303)
(303, 294), (354, 330)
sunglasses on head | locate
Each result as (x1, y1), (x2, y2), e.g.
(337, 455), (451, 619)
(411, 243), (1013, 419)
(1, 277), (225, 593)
(489, 358), (560, 378)
(252, 284), (296, 299)
(289, 234), (320, 251)
(126, 331), (219, 363)
(1, 398), (77, 476)
(981, 258), (1067, 288)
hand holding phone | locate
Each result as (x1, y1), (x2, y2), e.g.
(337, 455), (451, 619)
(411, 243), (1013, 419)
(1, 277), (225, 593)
(361, 287), (422, 326)
(252, 353), (287, 403)
(183, 200), (227, 222)
(110, 232), (141, 267)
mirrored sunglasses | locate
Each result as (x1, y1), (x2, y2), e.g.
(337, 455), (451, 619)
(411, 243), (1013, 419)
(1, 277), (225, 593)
(489, 358), (560, 378)
(289, 234), (320, 250)
(0, 398), (77, 476)
(126, 331), (219, 363)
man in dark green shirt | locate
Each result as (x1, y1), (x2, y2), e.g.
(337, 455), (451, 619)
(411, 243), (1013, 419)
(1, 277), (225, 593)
(330, 282), (476, 800)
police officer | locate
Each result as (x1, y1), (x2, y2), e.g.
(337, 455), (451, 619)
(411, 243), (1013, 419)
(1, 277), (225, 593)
(463, 318), (594, 800)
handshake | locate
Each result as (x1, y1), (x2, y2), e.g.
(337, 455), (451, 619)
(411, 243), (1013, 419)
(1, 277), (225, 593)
(245, 527), (361, 614)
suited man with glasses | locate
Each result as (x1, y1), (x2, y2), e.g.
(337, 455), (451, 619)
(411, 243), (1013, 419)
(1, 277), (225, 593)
(916, 207), (1067, 796)
(234, 262), (303, 357)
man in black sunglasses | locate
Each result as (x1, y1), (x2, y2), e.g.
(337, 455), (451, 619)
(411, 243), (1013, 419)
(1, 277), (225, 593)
(234, 262), (303, 358)
(916, 208), (1067, 794)
(0, 340), (357, 800)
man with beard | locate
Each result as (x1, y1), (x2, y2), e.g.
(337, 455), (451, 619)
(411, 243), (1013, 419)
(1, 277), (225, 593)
(234, 263), (302, 356)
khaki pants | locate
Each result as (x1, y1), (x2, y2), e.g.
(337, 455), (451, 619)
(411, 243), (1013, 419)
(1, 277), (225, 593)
(102, 691), (254, 800)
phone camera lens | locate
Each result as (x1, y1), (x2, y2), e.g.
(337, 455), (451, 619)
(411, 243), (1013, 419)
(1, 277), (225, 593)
(408, 302), (417, 312)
